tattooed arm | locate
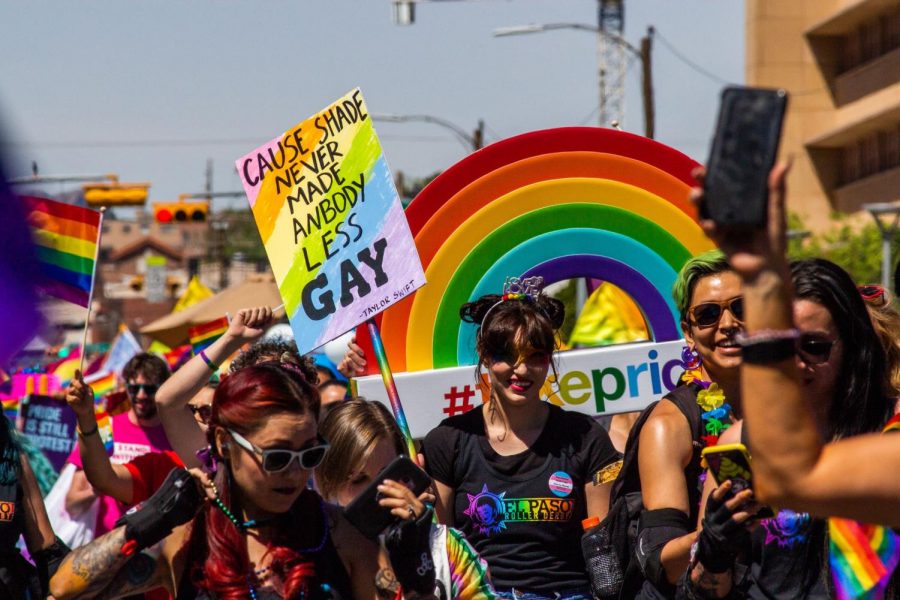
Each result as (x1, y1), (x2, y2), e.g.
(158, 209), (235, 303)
(49, 525), (177, 599)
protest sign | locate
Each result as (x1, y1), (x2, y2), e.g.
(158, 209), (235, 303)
(21, 395), (77, 471)
(353, 340), (688, 438)
(237, 88), (426, 355)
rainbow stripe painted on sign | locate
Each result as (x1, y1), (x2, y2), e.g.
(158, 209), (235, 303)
(237, 88), (425, 355)
(188, 317), (230, 355)
(23, 196), (101, 308)
(357, 128), (712, 371)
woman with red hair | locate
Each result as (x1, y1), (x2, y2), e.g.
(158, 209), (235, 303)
(50, 363), (381, 600)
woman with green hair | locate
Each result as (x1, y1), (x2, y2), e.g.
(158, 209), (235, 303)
(625, 249), (754, 598)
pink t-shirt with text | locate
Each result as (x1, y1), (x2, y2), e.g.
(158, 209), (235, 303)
(67, 412), (172, 535)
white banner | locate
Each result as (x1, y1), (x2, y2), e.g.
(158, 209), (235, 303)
(353, 340), (688, 439)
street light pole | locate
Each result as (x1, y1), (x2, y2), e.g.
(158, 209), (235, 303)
(372, 113), (484, 152)
(864, 203), (900, 291)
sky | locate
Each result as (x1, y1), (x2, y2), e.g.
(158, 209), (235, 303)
(0, 1), (744, 210)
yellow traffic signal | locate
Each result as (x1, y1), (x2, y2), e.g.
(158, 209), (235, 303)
(82, 182), (150, 206)
(152, 200), (209, 224)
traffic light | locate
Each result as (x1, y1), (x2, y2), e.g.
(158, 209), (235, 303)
(82, 182), (150, 206)
(152, 200), (209, 224)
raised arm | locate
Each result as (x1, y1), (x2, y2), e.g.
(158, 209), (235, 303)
(156, 306), (274, 467)
(698, 163), (900, 525)
(67, 371), (135, 504)
(635, 401), (698, 587)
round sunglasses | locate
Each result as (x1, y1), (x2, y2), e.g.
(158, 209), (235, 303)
(858, 285), (887, 307)
(227, 429), (330, 473)
(688, 297), (745, 328)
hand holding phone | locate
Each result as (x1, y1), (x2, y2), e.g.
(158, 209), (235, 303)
(702, 443), (774, 519)
(343, 456), (432, 539)
(702, 86), (788, 228)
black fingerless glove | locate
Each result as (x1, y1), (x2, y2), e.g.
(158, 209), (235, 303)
(696, 491), (750, 573)
(114, 468), (202, 552)
(384, 505), (436, 597)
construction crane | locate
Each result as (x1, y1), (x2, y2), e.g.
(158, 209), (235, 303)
(598, 0), (626, 128)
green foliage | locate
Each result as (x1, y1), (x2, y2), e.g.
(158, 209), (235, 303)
(787, 213), (899, 285)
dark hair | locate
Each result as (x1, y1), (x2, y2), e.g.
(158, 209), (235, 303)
(0, 416), (20, 485)
(122, 353), (170, 385)
(228, 340), (317, 386)
(790, 259), (893, 440)
(461, 293), (565, 375)
(193, 364), (321, 600)
(318, 379), (347, 394)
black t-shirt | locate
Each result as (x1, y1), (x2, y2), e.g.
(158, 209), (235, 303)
(422, 404), (620, 593)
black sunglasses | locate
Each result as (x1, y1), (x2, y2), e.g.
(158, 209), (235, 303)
(858, 285), (887, 306)
(127, 383), (159, 396)
(797, 334), (835, 366)
(188, 404), (212, 422)
(228, 429), (330, 473)
(688, 297), (745, 328)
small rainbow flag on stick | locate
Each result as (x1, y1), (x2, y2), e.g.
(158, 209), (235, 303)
(95, 409), (114, 453)
(84, 371), (116, 399)
(188, 316), (230, 355)
(829, 518), (900, 599)
(23, 196), (102, 307)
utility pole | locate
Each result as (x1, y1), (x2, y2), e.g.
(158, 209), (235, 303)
(641, 27), (655, 139)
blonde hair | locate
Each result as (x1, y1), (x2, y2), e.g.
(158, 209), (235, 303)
(314, 400), (405, 502)
(865, 294), (900, 398)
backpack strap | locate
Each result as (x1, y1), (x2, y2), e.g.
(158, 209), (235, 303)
(665, 383), (706, 519)
(610, 400), (661, 500)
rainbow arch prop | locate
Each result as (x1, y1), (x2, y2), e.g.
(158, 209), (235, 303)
(356, 127), (713, 372)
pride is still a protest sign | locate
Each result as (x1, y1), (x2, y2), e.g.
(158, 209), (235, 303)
(237, 89), (425, 354)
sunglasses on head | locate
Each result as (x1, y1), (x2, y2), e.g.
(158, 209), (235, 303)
(127, 383), (159, 396)
(227, 429), (330, 473)
(797, 334), (835, 366)
(858, 285), (886, 306)
(188, 404), (212, 422)
(688, 297), (745, 328)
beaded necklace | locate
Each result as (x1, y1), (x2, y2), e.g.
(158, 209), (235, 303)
(211, 490), (331, 599)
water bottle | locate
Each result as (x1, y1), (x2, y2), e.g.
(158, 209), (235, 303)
(581, 515), (623, 599)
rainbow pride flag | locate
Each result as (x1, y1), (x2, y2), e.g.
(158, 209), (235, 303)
(2, 398), (19, 422)
(95, 409), (114, 453)
(188, 317), (229, 355)
(829, 519), (900, 599)
(23, 196), (102, 307)
(84, 370), (116, 399)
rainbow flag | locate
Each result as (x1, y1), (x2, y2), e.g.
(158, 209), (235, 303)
(829, 519), (900, 599)
(188, 317), (229, 355)
(95, 409), (114, 453)
(84, 370), (116, 399)
(163, 344), (192, 369)
(23, 196), (102, 307)
(2, 398), (19, 423)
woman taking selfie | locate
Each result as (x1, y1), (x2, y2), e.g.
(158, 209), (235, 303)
(422, 279), (620, 599)
(51, 363), (380, 600)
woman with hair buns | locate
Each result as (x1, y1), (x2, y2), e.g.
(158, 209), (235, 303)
(421, 278), (621, 600)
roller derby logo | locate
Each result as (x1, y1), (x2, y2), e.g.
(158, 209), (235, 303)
(464, 485), (508, 535)
(464, 484), (576, 536)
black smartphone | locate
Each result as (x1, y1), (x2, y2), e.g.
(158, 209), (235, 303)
(343, 455), (432, 539)
(702, 443), (774, 519)
(702, 86), (788, 227)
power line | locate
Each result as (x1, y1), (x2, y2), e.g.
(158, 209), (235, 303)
(3, 133), (454, 150)
(654, 29), (732, 86)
